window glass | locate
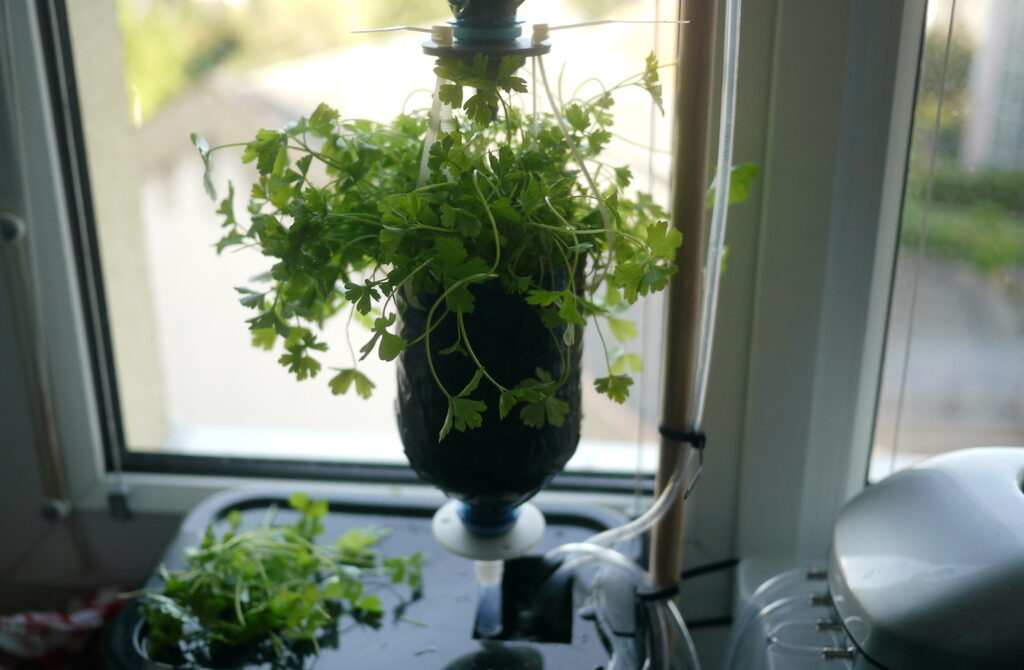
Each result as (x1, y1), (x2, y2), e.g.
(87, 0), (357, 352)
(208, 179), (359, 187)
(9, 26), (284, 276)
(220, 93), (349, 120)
(871, 0), (1024, 480)
(66, 0), (677, 474)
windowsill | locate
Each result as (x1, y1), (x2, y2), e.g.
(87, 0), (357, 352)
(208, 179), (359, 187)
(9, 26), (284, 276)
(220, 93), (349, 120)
(136, 425), (661, 475)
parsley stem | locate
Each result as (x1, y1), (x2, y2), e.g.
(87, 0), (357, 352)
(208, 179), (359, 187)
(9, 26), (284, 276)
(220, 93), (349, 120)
(421, 272), (497, 399)
(377, 256), (433, 318)
(470, 171), (501, 273)
(457, 313), (509, 393)
(538, 56), (614, 278)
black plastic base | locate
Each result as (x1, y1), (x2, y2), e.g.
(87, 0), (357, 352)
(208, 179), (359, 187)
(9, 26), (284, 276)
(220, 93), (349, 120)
(103, 488), (641, 670)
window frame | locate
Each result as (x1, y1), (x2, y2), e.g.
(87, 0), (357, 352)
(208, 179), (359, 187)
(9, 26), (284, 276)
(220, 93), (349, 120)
(18, 0), (659, 507)
(728, 0), (927, 559)
(0, 0), (922, 564)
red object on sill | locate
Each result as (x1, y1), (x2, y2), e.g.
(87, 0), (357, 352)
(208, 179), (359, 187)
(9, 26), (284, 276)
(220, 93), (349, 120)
(0, 588), (124, 669)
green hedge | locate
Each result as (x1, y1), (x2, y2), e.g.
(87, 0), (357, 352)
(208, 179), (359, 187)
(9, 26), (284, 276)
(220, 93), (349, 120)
(926, 163), (1024, 216)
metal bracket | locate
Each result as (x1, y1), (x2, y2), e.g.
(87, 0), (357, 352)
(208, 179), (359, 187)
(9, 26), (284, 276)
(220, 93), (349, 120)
(822, 647), (856, 660)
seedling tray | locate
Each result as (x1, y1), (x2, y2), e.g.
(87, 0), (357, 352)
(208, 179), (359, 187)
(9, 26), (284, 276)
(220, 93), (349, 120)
(105, 488), (639, 669)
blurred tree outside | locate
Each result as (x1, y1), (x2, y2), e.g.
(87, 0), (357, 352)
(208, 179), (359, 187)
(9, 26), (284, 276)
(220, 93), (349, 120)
(117, 0), (446, 123)
(116, 0), (624, 125)
(900, 17), (1024, 277)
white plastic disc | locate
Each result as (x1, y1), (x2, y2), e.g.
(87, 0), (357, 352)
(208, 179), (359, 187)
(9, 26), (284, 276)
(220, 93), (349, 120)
(431, 501), (546, 561)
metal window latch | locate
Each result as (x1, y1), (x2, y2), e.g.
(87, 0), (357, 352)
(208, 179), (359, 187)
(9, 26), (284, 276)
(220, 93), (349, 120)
(809, 592), (833, 607)
(822, 646), (856, 660)
(1, 213), (27, 245)
(108, 483), (133, 520)
(40, 498), (72, 521)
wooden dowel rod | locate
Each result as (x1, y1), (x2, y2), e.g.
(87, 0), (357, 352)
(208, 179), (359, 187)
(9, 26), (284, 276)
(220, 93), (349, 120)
(648, 0), (719, 589)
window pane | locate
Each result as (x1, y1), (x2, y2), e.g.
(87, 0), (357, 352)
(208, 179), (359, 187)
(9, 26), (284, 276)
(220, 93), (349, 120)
(66, 0), (677, 474)
(871, 0), (1024, 481)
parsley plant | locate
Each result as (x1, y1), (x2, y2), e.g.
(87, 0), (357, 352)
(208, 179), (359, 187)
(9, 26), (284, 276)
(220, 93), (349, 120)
(195, 53), (680, 439)
(140, 494), (423, 661)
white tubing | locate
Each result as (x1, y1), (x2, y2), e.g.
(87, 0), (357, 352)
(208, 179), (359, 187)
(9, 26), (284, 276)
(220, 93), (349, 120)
(474, 560), (504, 638)
(546, 543), (649, 584)
(690, 0), (742, 429)
(418, 77), (455, 187)
(539, 0), (743, 665)
(580, 446), (693, 548)
(543, 546), (701, 670)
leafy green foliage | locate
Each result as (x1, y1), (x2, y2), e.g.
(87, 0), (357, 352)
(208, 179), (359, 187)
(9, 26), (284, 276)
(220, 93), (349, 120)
(198, 52), (754, 437)
(595, 374), (633, 403)
(140, 495), (422, 661)
(705, 162), (760, 209)
(329, 368), (375, 399)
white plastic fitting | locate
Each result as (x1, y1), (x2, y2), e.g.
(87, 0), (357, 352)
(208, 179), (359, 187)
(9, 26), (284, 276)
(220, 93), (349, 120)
(431, 24), (454, 47)
(474, 560), (504, 585)
(532, 23), (550, 45)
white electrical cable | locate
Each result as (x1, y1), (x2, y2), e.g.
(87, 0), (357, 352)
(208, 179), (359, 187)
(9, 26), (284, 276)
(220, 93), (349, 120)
(541, 0), (744, 665)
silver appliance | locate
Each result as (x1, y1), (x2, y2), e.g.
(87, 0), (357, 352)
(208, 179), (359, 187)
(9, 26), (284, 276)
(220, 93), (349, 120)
(726, 447), (1024, 669)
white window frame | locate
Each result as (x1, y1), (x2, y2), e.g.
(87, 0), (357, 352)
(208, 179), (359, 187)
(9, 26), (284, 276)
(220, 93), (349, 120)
(0, 0), (924, 575)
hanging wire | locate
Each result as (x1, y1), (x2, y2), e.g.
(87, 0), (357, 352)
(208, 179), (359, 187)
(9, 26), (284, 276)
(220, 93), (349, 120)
(546, 19), (688, 31)
(633, 0), (666, 516)
(351, 26), (434, 34)
(888, 0), (958, 478)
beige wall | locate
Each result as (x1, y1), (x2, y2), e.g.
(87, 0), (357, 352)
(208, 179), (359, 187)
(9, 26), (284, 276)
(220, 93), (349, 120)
(65, 0), (167, 450)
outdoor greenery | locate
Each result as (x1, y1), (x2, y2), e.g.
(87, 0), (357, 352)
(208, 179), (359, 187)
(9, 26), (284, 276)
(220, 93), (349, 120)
(901, 195), (1024, 275)
(195, 53), (682, 439)
(140, 494), (422, 662)
(116, 0), (629, 123)
(899, 22), (1024, 276)
(928, 163), (1024, 216)
(902, 159), (1024, 275)
(117, 0), (447, 122)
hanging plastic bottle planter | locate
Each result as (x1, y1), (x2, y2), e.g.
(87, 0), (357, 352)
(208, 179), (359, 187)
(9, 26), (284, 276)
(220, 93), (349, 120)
(196, 0), (677, 562)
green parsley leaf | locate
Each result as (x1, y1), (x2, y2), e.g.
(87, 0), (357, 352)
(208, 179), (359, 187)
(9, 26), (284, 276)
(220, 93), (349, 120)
(610, 350), (643, 375)
(378, 331), (407, 362)
(607, 317), (639, 342)
(329, 369), (376, 399)
(644, 221), (683, 258)
(595, 374), (633, 403)
(498, 391), (517, 419)
(446, 284), (476, 314)
(520, 393), (568, 428)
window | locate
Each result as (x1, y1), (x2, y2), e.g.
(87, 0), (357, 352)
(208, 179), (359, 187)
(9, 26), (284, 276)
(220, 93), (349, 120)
(871, 0), (1024, 481)
(4, 0), (917, 557)
(59, 0), (680, 485)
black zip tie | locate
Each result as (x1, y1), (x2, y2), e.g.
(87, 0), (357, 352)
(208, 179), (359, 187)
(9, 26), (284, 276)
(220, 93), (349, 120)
(681, 557), (740, 581)
(658, 425), (706, 450)
(637, 583), (680, 601)
(658, 425), (707, 498)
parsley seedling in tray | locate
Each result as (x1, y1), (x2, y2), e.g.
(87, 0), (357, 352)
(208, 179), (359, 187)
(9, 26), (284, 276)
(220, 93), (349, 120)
(138, 493), (423, 665)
